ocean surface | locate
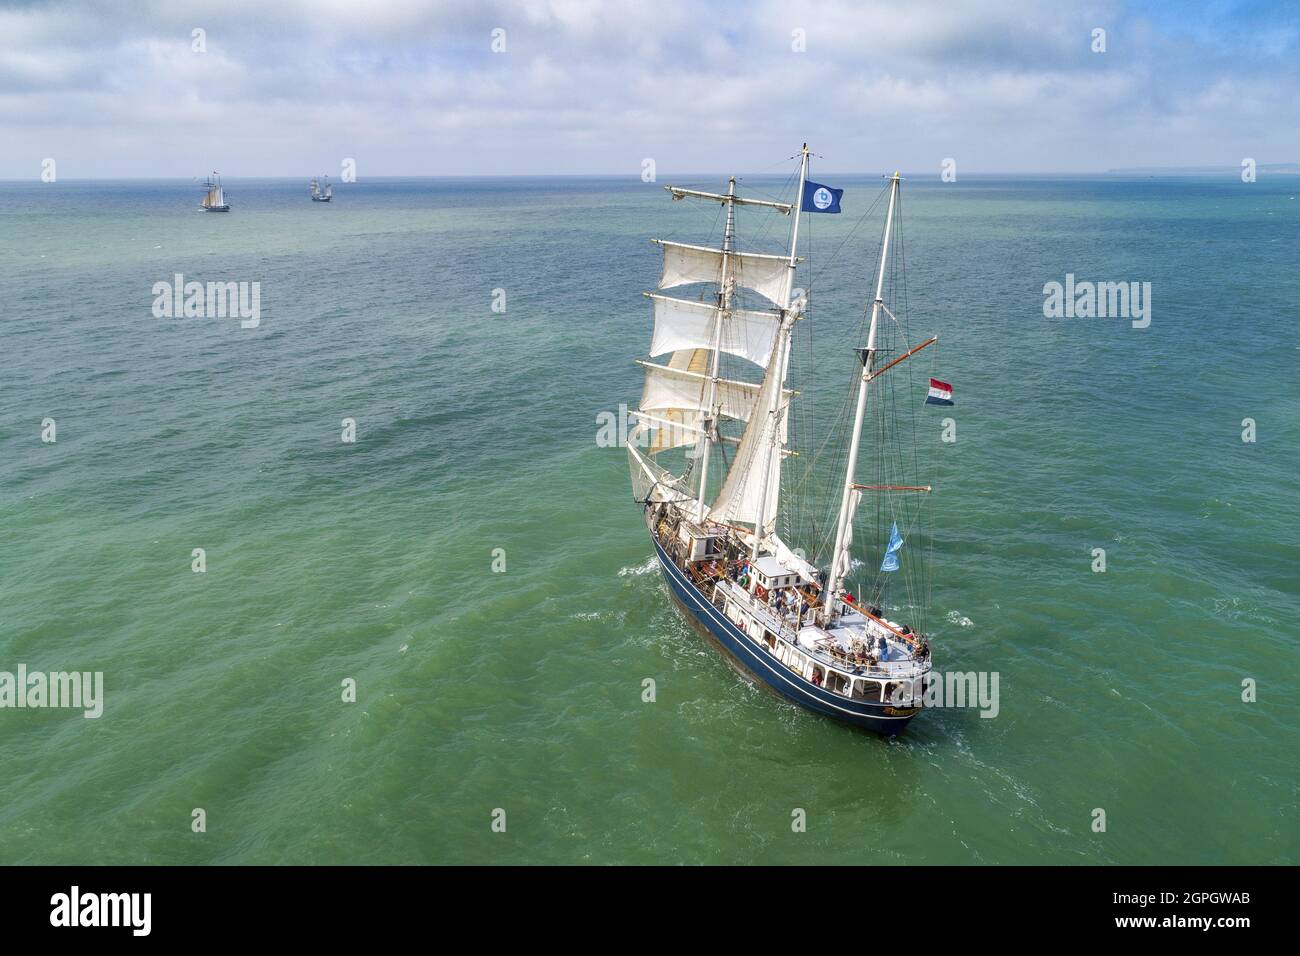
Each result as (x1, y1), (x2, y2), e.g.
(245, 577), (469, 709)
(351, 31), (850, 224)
(0, 172), (1296, 865)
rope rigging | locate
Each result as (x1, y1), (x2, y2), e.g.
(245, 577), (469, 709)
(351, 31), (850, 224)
(640, 161), (936, 639)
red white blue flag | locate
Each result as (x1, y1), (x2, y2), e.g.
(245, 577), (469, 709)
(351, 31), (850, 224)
(925, 378), (954, 406)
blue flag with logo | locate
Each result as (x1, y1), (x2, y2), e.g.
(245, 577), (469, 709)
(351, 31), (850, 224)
(879, 522), (904, 573)
(801, 180), (843, 213)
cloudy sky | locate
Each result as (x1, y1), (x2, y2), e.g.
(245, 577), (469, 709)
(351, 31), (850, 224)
(2, 0), (1296, 178)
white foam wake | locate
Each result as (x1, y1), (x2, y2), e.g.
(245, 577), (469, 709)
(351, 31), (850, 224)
(618, 556), (658, 577)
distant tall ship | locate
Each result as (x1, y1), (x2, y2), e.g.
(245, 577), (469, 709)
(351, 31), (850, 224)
(199, 173), (230, 212)
(627, 144), (944, 735)
(310, 176), (333, 202)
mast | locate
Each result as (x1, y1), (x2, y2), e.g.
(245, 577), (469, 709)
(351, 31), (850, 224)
(694, 177), (737, 522)
(749, 144), (809, 559)
(823, 172), (901, 618)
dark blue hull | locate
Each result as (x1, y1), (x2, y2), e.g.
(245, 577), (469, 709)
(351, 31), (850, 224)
(652, 539), (918, 736)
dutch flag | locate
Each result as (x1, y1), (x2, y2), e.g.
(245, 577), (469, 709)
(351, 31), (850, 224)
(925, 378), (954, 406)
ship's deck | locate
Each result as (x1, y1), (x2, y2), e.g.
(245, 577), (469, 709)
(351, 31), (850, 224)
(648, 502), (931, 696)
(713, 578), (928, 680)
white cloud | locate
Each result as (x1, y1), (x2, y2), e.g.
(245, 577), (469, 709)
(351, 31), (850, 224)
(1, 0), (1296, 176)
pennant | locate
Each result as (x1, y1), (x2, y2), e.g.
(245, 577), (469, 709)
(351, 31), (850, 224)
(880, 522), (904, 573)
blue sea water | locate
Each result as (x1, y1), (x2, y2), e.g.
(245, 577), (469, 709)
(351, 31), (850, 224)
(0, 172), (1296, 864)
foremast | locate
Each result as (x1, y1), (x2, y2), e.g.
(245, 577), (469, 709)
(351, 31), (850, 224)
(633, 149), (810, 546)
(693, 177), (738, 522)
(823, 172), (901, 623)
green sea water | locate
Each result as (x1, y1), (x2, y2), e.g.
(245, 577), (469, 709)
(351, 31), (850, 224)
(0, 173), (1296, 865)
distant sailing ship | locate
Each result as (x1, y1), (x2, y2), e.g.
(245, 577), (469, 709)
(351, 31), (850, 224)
(199, 173), (230, 212)
(310, 176), (333, 202)
(627, 144), (944, 735)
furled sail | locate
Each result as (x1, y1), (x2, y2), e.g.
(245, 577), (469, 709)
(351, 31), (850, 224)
(646, 294), (780, 369)
(828, 487), (863, 593)
(655, 241), (794, 309)
(707, 324), (790, 532)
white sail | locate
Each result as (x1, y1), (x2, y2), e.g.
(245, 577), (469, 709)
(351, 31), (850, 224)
(655, 241), (794, 309)
(636, 360), (769, 425)
(646, 294), (780, 369)
(706, 332), (789, 531)
(637, 347), (711, 451)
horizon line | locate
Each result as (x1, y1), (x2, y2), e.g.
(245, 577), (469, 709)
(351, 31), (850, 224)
(2, 167), (1289, 184)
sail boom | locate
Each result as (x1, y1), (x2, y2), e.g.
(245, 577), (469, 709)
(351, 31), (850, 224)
(643, 291), (779, 320)
(651, 239), (795, 264)
(635, 359), (792, 403)
(664, 186), (793, 213)
(851, 484), (932, 492)
(864, 336), (939, 382)
(630, 409), (709, 437)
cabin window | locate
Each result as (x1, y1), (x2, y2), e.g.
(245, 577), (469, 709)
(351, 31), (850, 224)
(764, 630), (777, 651)
(725, 600), (741, 624)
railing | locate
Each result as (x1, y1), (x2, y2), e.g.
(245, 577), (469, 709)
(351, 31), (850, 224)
(666, 536), (932, 695)
(716, 580), (930, 685)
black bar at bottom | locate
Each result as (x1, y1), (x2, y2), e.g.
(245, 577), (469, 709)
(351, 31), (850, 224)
(0, 865), (1279, 941)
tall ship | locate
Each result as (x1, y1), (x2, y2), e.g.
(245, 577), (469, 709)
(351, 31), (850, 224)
(627, 145), (945, 735)
(199, 173), (230, 212)
(310, 176), (333, 202)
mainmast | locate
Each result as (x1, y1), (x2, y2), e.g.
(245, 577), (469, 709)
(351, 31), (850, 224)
(823, 172), (901, 619)
(749, 144), (809, 558)
(694, 177), (738, 522)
